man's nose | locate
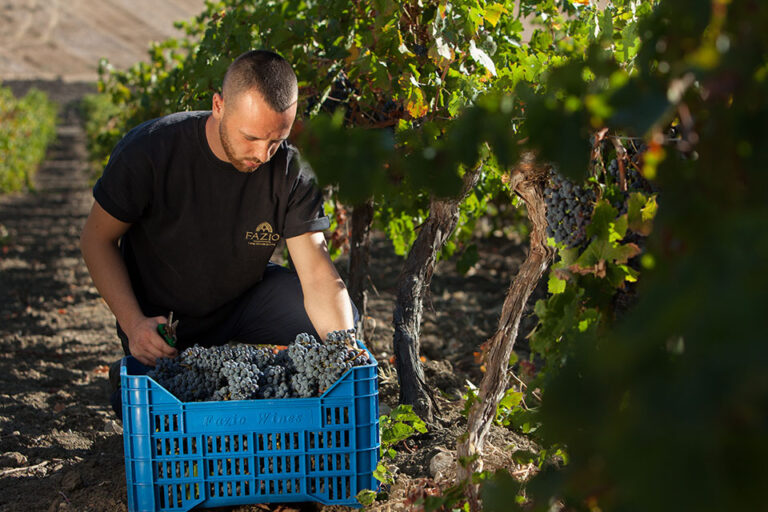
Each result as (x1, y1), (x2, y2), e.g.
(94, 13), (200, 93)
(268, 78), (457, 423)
(252, 142), (272, 163)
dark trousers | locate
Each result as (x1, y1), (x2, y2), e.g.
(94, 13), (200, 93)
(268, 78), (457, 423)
(116, 262), (359, 354)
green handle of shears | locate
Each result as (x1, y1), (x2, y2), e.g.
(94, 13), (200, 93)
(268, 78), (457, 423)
(157, 324), (176, 347)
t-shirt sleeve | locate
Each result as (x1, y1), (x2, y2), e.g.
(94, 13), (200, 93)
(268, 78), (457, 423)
(93, 143), (153, 224)
(283, 151), (330, 238)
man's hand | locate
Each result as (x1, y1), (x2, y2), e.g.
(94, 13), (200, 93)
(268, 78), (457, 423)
(82, 202), (176, 365)
(124, 315), (178, 366)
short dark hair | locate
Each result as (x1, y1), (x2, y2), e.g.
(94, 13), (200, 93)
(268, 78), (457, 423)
(222, 50), (298, 112)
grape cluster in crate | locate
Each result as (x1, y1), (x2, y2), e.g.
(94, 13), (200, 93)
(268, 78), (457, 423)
(146, 329), (371, 402)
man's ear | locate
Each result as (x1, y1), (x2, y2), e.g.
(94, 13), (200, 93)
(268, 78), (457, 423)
(211, 92), (225, 120)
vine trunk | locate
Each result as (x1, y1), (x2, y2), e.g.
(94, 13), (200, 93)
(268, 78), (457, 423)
(393, 166), (482, 422)
(456, 158), (554, 510)
(348, 200), (374, 339)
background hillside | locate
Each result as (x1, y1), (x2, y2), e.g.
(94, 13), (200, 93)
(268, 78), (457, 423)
(0, 0), (204, 81)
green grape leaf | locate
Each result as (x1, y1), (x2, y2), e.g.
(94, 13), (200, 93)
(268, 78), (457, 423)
(586, 200), (620, 241)
(467, 7), (484, 32)
(530, 287), (582, 355)
(356, 489), (377, 506)
(499, 388), (524, 410)
(572, 238), (641, 276)
(548, 271), (567, 294)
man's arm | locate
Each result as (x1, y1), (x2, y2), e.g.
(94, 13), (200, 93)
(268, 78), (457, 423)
(285, 231), (355, 341)
(80, 201), (177, 365)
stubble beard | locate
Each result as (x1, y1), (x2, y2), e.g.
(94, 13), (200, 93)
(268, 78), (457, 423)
(218, 121), (260, 173)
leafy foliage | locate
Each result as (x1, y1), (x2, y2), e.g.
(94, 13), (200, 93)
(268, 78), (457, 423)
(79, 92), (123, 180)
(479, 1), (768, 510)
(359, 404), (427, 505)
(380, 404), (428, 458)
(0, 86), (57, 194)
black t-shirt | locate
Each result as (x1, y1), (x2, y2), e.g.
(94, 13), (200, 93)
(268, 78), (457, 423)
(93, 111), (329, 321)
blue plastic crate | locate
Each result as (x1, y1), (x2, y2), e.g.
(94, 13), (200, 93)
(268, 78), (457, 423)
(120, 341), (379, 512)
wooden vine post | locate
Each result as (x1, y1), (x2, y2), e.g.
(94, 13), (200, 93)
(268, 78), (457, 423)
(456, 157), (554, 510)
(393, 165), (483, 422)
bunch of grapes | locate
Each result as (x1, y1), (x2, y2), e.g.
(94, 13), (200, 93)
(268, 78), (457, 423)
(607, 158), (648, 192)
(288, 330), (371, 397)
(604, 147), (659, 211)
(544, 169), (597, 248)
(260, 364), (291, 399)
(146, 330), (371, 402)
(221, 360), (263, 400)
(148, 356), (218, 402)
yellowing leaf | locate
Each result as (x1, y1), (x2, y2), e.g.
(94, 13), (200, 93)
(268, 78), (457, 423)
(406, 86), (428, 118)
(641, 195), (658, 223)
(627, 192), (657, 236)
(484, 3), (508, 27)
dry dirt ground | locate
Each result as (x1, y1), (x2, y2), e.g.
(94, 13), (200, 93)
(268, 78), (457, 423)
(0, 0), (205, 82)
(0, 82), (538, 511)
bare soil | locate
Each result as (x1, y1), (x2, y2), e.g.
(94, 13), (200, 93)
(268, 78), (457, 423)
(0, 82), (538, 512)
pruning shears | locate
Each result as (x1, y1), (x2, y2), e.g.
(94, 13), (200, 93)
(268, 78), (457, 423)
(157, 311), (179, 347)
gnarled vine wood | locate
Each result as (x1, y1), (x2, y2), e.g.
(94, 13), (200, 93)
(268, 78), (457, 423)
(456, 156), (554, 510)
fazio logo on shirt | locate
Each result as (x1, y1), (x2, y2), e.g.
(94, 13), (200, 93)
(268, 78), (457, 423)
(245, 222), (281, 247)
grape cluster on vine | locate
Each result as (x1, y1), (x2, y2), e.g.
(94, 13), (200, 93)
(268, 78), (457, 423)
(544, 140), (659, 248)
(608, 150), (657, 193)
(146, 329), (370, 402)
(544, 169), (597, 248)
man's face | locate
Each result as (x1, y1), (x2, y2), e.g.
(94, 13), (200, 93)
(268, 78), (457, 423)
(215, 89), (296, 173)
